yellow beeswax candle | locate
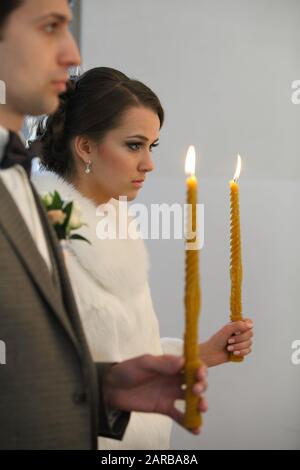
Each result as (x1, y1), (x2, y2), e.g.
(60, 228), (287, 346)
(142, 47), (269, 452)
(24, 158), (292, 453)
(184, 145), (202, 429)
(229, 155), (244, 363)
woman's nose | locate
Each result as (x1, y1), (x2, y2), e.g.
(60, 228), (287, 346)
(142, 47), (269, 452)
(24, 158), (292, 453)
(139, 151), (154, 173)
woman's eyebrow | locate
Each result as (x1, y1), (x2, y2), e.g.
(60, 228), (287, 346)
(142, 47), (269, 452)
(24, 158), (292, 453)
(126, 135), (159, 143)
(126, 135), (149, 141)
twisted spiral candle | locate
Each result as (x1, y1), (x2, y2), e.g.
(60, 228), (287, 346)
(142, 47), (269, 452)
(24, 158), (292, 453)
(184, 146), (202, 429)
(229, 155), (244, 363)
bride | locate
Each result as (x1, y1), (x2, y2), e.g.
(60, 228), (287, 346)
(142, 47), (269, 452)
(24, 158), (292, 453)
(32, 67), (253, 450)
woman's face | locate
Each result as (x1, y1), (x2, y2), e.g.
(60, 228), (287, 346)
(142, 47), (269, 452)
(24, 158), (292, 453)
(78, 106), (160, 204)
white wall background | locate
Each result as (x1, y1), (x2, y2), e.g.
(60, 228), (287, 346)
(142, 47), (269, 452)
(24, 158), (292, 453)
(81, 0), (300, 450)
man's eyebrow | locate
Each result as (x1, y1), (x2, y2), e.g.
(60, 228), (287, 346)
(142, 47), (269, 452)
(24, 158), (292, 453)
(35, 13), (73, 25)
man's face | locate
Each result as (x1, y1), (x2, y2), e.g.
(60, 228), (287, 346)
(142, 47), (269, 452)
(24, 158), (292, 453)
(0, 0), (81, 117)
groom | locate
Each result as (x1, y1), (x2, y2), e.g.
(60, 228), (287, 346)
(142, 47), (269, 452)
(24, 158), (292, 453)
(0, 0), (207, 449)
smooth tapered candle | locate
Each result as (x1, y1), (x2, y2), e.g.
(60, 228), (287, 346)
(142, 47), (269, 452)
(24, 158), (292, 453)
(229, 155), (244, 363)
(184, 145), (202, 429)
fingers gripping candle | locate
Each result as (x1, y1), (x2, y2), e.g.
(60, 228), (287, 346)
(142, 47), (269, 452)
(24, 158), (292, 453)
(184, 145), (202, 429)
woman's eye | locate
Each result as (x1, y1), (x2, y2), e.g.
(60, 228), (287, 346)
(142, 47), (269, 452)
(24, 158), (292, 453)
(150, 143), (159, 152)
(127, 143), (142, 151)
(127, 142), (159, 152)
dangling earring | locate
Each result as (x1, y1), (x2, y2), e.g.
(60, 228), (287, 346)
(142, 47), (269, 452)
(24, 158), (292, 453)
(85, 160), (92, 175)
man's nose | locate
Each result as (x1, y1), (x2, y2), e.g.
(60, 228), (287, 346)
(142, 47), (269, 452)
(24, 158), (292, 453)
(58, 29), (81, 69)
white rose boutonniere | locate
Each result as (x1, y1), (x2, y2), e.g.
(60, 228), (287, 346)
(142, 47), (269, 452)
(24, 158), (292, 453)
(41, 191), (90, 244)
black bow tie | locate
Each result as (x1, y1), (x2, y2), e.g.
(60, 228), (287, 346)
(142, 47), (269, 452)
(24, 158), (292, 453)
(0, 131), (33, 177)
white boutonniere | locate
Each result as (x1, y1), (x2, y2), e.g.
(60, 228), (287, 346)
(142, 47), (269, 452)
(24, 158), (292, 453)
(41, 191), (91, 244)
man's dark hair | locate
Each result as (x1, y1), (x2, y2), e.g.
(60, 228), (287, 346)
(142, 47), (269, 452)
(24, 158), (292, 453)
(0, 0), (73, 37)
(0, 0), (23, 34)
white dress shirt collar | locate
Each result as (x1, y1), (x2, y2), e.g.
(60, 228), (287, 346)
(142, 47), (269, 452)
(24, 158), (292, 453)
(0, 124), (52, 272)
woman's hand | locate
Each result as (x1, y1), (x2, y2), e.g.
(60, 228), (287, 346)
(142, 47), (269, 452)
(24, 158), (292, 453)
(200, 319), (254, 367)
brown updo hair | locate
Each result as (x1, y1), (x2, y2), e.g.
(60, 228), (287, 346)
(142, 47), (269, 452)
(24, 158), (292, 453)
(35, 67), (164, 179)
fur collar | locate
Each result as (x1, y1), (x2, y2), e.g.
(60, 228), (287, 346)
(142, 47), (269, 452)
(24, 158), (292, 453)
(32, 170), (149, 299)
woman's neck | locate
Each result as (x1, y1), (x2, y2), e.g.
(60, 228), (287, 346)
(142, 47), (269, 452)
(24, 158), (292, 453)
(69, 174), (111, 207)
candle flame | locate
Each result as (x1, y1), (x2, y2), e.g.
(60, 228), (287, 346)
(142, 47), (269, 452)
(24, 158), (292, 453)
(233, 154), (242, 182)
(185, 145), (196, 177)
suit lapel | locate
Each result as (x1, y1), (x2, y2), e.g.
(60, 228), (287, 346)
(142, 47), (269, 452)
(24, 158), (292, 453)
(0, 178), (82, 357)
(30, 183), (93, 350)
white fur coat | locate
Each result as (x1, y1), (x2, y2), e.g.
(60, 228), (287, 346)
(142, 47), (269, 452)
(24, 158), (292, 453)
(32, 170), (183, 450)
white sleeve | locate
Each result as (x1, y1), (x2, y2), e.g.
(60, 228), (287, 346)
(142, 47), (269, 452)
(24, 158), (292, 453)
(160, 337), (183, 356)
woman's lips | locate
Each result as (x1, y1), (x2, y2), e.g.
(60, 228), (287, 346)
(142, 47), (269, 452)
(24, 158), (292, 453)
(132, 180), (144, 189)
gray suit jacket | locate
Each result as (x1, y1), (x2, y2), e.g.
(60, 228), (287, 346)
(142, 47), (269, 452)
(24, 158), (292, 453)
(0, 178), (129, 449)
